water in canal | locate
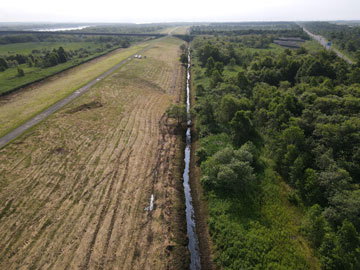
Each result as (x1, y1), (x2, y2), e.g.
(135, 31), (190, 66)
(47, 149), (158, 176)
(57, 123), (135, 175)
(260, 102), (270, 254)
(183, 48), (201, 270)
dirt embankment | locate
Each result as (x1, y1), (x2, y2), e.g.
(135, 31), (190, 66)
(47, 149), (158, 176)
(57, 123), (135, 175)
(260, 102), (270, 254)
(0, 37), (188, 270)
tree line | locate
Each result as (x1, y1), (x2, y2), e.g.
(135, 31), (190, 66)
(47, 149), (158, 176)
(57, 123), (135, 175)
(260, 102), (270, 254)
(190, 23), (309, 40)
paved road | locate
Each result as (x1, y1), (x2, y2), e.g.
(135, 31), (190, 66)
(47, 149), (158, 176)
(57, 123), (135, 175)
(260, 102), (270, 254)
(301, 26), (354, 65)
(0, 44), (153, 149)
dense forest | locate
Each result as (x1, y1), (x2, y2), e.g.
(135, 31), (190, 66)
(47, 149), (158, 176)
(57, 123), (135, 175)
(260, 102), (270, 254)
(190, 32), (360, 269)
(190, 23), (309, 40)
(304, 22), (360, 61)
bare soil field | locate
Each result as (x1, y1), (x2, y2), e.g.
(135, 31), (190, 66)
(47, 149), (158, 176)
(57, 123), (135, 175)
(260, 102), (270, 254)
(0, 37), (187, 270)
(0, 42), (150, 137)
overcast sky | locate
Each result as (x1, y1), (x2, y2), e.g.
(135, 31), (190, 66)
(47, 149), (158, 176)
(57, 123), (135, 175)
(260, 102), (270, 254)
(1, 0), (359, 23)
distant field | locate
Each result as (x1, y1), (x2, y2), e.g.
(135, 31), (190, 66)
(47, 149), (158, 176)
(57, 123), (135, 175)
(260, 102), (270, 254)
(158, 27), (175, 34)
(171, 26), (190, 35)
(157, 26), (190, 35)
(0, 37), (187, 270)
(0, 41), (100, 55)
(0, 42), (150, 137)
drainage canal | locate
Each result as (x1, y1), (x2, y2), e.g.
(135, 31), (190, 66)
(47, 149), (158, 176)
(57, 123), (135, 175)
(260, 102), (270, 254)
(183, 47), (201, 270)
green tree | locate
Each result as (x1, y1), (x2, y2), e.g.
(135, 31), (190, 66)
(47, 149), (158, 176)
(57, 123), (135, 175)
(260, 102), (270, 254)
(57, 47), (68, 63)
(201, 145), (256, 193)
(214, 61), (224, 74)
(205, 56), (215, 76)
(218, 94), (251, 125)
(230, 110), (254, 146)
(303, 168), (322, 204)
(237, 70), (250, 91)
(166, 104), (187, 127)
(356, 50), (360, 67)
(0, 58), (8, 71)
(229, 57), (236, 69)
(302, 204), (327, 248)
(209, 69), (223, 88)
(180, 53), (188, 65)
(320, 220), (360, 270)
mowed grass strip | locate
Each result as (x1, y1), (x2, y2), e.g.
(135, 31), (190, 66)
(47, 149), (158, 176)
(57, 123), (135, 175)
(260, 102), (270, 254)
(0, 41), (150, 137)
(0, 37), (186, 270)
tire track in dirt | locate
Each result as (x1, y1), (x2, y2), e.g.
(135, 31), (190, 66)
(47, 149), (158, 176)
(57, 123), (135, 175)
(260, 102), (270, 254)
(78, 87), (150, 269)
(98, 91), (164, 269)
(123, 52), (184, 269)
(1, 77), (127, 265)
(0, 79), (139, 267)
(106, 94), (159, 268)
(82, 151), (131, 270)
(57, 93), (141, 269)
(97, 156), (130, 270)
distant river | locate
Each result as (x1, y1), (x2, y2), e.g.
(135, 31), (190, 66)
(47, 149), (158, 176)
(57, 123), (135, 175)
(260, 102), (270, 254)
(33, 26), (89, 32)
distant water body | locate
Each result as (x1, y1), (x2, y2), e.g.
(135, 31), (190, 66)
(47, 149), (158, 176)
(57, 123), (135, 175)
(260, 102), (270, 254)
(33, 26), (89, 32)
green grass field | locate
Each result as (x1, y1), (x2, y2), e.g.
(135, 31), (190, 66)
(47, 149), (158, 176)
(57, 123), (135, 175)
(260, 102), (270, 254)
(0, 41), (101, 55)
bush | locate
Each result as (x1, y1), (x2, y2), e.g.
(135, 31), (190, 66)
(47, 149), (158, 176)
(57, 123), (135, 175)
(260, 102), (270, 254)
(201, 144), (256, 193)
(287, 189), (301, 205)
(17, 67), (25, 77)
